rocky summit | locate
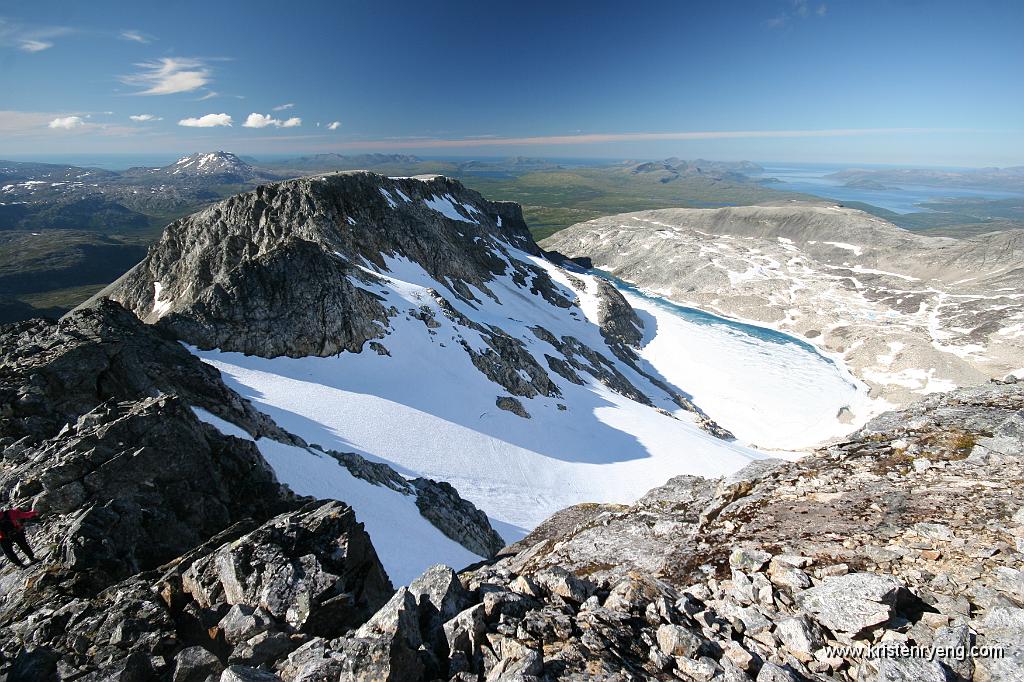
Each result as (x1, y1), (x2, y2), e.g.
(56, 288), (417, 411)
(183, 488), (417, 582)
(0, 173), (1021, 681)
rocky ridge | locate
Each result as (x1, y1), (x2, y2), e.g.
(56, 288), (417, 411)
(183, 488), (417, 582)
(291, 378), (1021, 682)
(0, 299), (504, 678)
(543, 204), (1024, 408)
(92, 171), (728, 435)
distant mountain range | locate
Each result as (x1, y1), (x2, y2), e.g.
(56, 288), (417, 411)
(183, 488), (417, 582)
(622, 158), (764, 184)
(827, 165), (1024, 193)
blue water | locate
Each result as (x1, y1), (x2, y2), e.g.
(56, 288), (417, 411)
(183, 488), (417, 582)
(756, 163), (1024, 214)
(591, 268), (832, 356)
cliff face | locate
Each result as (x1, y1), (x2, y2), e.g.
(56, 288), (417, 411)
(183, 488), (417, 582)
(101, 172), (540, 358)
(0, 301), (504, 679)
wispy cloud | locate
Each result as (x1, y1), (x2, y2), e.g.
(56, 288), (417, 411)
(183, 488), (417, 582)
(327, 121), (341, 131)
(316, 127), (957, 150)
(129, 114), (162, 122)
(121, 57), (212, 95)
(48, 116), (86, 129)
(273, 103), (295, 111)
(19, 39), (52, 52)
(242, 112), (302, 128)
(119, 29), (153, 44)
(178, 113), (232, 127)
(0, 110), (158, 142)
(766, 0), (827, 28)
(0, 17), (73, 52)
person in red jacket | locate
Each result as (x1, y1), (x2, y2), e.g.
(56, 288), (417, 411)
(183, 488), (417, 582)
(0, 508), (39, 567)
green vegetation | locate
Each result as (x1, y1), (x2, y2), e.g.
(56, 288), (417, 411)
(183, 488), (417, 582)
(455, 167), (812, 239)
(17, 283), (108, 311)
(841, 198), (1024, 237)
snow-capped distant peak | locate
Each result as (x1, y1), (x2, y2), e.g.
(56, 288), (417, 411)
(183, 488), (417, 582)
(163, 151), (261, 180)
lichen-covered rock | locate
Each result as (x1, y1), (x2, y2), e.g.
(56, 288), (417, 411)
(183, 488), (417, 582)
(181, 500), (392, 636)
(795, 573), (900, 634)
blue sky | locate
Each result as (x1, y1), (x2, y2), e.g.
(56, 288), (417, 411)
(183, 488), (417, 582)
(1, 0), (1022, 165)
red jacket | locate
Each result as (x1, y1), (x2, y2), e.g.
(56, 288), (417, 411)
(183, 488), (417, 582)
(0, 508), (37, 538)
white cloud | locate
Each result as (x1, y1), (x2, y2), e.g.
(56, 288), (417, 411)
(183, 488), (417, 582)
(119, 30), (151, 43)
(48, 116), (85, 129)
(242, 113), (276, 128)
(121, 57), (212, 95)
(178, 113), (232, 127)
(196, 91), (219, 101)
(273, 103), (295, 111)
(129, 114), (162, 122)
(19, 39), (52, 52)
(327, 121), (341, 131)
(0, 19), (72, 52)
(242, 112), (302, 128)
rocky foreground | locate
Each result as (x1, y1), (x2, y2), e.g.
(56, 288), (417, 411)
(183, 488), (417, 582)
(0, 297), (1021, 680)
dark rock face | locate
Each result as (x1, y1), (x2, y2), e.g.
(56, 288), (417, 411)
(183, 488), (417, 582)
(0, 300), (285, 444)
(31, 394), (285, 593)
(175, 500), (393, 639)
(0, 303), (295, 596)
(100, 172), (541, 358)
(157, 238), (392, 358)
(0, 298), (510, 679)
(0, 304), (389, 679)
(0, 302), (302, 677)
(410, 479), (506, 559)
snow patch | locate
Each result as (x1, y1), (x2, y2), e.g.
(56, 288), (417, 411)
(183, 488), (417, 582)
(425, 194), (479, 223)
(152, 282), (173, 318)
(190, 407), (482, 585)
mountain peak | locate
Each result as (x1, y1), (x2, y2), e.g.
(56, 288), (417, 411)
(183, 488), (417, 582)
(157, 151), (264, 182)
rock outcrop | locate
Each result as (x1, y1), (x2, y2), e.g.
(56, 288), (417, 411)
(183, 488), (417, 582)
(0, 301), (503, 678)
(98, 172), (542, 358)
(230, 378), (1021, 682)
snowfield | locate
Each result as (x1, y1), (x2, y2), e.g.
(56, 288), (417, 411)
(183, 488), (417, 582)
(615, 287), (874, 449)
(191, 407), (482, 586)
(192, 246), (870, 540)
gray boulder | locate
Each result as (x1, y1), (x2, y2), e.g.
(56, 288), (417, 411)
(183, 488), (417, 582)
(172, 646), (223, 682)
(182, 501), (393, 637)
(795, 573), (901, 634)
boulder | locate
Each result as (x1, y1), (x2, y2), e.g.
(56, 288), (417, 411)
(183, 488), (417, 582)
(795, 573), (901, 634)
(656, 623), (702, 658)
(221, 666), (282, 682)
(172, 646), (223, 682)
(182, 500), (392, 637)
(774, 616), (824, 661)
